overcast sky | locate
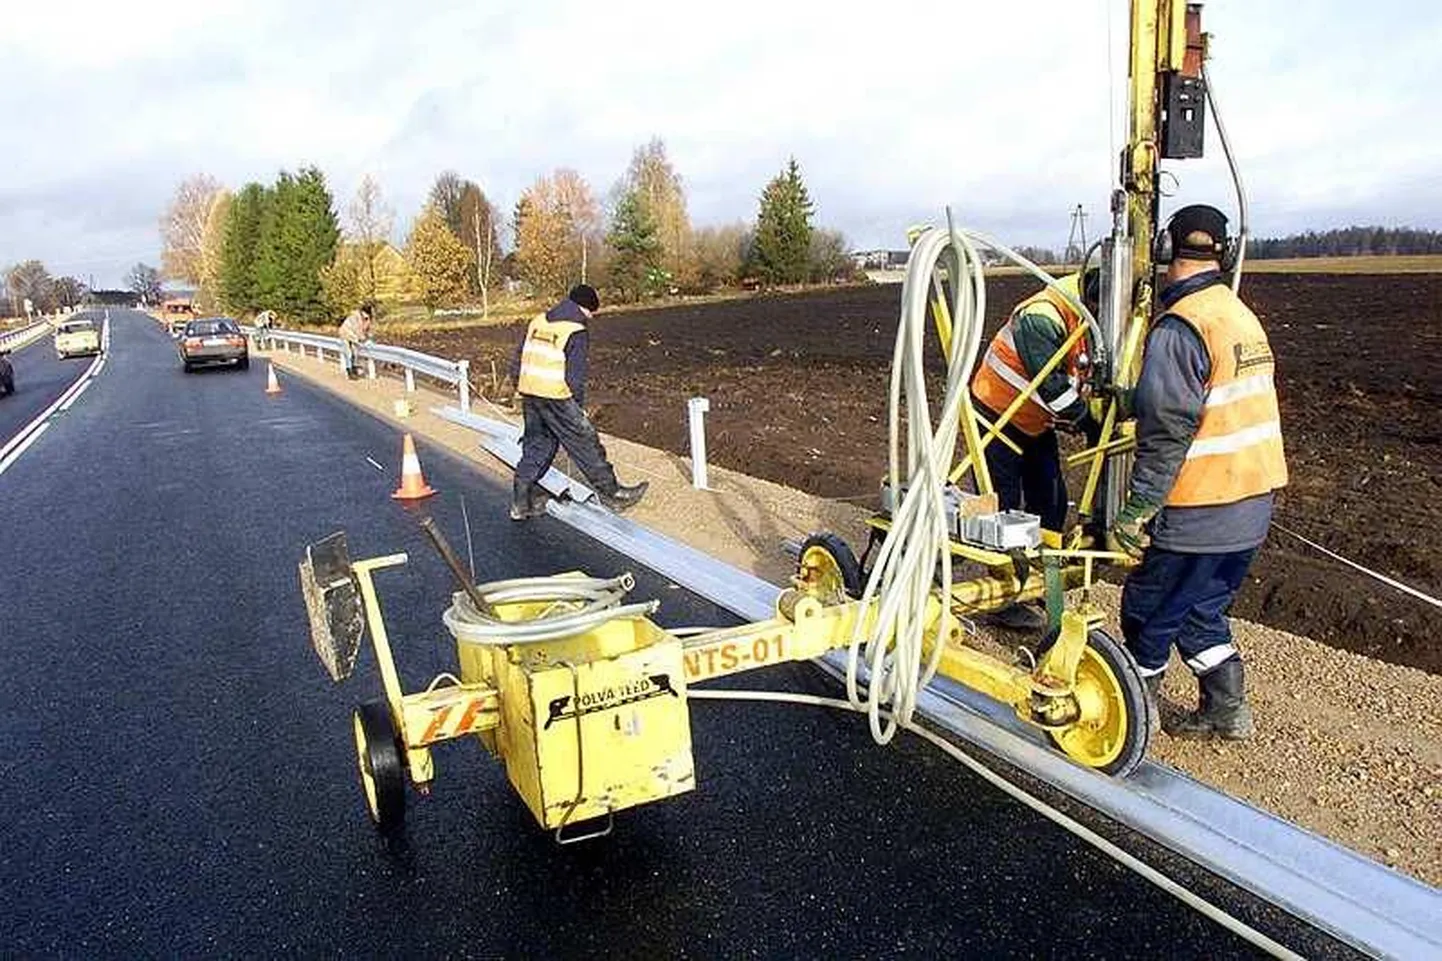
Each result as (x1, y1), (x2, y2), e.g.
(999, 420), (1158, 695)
(2, 0), (1438, 287)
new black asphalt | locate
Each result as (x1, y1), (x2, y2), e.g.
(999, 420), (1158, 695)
(0, 311), (1352, 958)
(0, 312), (104, 445)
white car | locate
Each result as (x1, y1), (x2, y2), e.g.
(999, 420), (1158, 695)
(54, 319), (101, 359)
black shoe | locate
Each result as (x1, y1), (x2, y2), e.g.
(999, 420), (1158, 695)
(510, 483), (545, 521)
(1166, 658), (1255, 740)
(600, 481), (648, 513)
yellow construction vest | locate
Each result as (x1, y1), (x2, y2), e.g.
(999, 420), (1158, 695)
(516, 315), (585, 399)
(1163, 283), (1288, 507)
(969, 274), (1091, 437)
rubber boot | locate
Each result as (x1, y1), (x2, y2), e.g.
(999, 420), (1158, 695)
(600, 481), (649, 513)
(510, 481), (544, 521)
(1167, 658), (1255, 740)
(1142, 672), (1164, 736)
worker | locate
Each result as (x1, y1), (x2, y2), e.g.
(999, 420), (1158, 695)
(969, 268), (1100, 630)
(1110, 204), (1288, 741)
(252, 308), (276, 350)
(508, 284), (648, 520)
(338, 301), (374, 380)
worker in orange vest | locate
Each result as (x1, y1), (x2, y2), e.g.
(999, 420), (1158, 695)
(969, 268), (1101, 630)
(509, 284), (648, 520)
(1111, 204), (1288, 741)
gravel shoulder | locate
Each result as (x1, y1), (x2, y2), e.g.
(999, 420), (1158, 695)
(263, 346), (1442, 890)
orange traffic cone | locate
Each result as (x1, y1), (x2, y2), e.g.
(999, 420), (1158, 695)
(391, 433), (436, 500)
(265, 363), (282, 395)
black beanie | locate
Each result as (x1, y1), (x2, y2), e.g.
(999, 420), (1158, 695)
(1167, 205), (1229, 259)
(568, 284), (600, 313)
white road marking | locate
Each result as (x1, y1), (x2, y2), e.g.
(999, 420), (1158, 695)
(0, 422), (50, 475)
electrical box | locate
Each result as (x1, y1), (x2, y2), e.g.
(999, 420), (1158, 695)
(879, 480), (1041, 551)
(1160, 73), (1206, 158)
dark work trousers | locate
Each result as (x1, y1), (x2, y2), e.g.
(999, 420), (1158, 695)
(975, 401), (1068, 532)
(514, 396), (620, 497)
(1120, 545), (1258, 676)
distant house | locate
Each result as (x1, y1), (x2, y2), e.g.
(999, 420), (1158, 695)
(850, 249), (911, 270)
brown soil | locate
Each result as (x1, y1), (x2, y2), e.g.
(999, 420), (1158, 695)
(396, 274), (1442, 676)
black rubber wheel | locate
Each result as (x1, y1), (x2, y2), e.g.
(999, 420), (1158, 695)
(798, 532), (863, 599)
(1037, 627), (1154, 778)
(182, 363), (193, 374)
(352, 701), (406, 832)
(237, 357), (250, 371)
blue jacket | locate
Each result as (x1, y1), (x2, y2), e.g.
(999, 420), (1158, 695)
(1131, 271), (1273, 553)
(510, 298), (591, 406)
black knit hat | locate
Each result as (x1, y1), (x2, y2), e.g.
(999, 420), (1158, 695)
(1167, 204), (1229, 260)
(568, 284), (600, 313)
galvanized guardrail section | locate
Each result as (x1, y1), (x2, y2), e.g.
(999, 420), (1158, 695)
(0, 321), (54, 353)
(435, 402), (1442, 961)
(249, 327), (472, 412)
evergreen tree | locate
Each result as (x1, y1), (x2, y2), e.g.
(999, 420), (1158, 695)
(220, 182), (270, 313)
(606, 189), (663, 301)
(252, 167), (339, 323)
(750, 157), (814, 285)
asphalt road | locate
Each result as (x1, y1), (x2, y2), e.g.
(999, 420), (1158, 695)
(0, 310), (1347, 959)
(0, 313), (102, 445)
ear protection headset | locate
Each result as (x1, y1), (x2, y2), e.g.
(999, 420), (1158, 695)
(1154, 205), (1240, 272)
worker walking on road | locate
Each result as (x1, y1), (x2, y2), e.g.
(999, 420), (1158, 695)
(338, 301), (374, 380)
(1110, 204), (1288, 741)
(969, 268), (1101, 630)
(509, 284), (648, 520)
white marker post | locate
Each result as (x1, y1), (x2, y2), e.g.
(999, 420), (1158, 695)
(687, 396), (711, 490)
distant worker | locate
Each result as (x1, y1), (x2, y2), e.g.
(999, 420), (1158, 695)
(252, 309), (276, 349)
(1110, 204), (1288, 741)
(508, 284), (648, 520)
(969, 268), (1101, 630)
(338, 301), (374, 380)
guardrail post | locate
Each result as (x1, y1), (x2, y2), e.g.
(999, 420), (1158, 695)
(366, 357), (376, 380)
(405, 368), (415, 393)
(688, 396), (711, 490)
(458, 360), (471, 413)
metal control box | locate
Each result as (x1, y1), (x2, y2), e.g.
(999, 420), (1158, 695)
(880, 481), (1041, 551)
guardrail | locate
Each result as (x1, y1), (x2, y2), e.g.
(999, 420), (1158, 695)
(248, 327), (472, 412)
(0, 321), (53, 353)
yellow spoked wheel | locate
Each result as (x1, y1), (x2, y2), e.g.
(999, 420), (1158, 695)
(797, 532), (862, 603)
(1047, 629), (1153, 778)
(353, 701), (406, 832)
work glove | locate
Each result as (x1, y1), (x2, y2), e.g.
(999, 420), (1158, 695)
(1109, 496), (1161, 561)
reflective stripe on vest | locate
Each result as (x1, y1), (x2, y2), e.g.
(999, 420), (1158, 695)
(1164, 284), (1289, 507)
(969, 275), (1089, 436)
(516, 316), (585, 399)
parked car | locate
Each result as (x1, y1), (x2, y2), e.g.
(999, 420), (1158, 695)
(0, 349), (13, 398)
(54, 319), (102, 359)
(178, 317), (249, 372)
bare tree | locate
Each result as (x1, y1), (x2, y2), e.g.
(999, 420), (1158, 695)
(428, 171), (467, 238)
(127, 263), (163, 305)
(160, 173), (223, 286)
(348, 174), (394, 301)
(5, 260), (52, 314)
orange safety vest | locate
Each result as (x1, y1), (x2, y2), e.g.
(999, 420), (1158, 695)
(516, 315), (585, 399)
(1163, 283), (1288, 507)
(969, 274), (1092, 437)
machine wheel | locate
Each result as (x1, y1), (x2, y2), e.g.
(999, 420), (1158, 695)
(1042, 628), (1153, 778)
(352, 701), (406, 832)
(798, 532), (862, 600)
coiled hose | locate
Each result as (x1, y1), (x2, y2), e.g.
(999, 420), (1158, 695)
(442, 573), (659, 645)
(847, 219), (1103, 745)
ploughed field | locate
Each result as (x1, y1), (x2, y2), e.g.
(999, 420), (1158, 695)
(398, 274), (1442, 675)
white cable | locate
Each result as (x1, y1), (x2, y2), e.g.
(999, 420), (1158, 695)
(1272, 521), (1442, 612)
(847, 222), (1101, 745)
(689, 687), (1304, 961)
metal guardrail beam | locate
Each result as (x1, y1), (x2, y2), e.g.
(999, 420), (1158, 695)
(0, 321), (53, 352)
(247, 327), (471, 412)
(434, 401), (1442, 961)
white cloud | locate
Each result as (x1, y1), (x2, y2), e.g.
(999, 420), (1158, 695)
(1, 0), (1438, 286)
